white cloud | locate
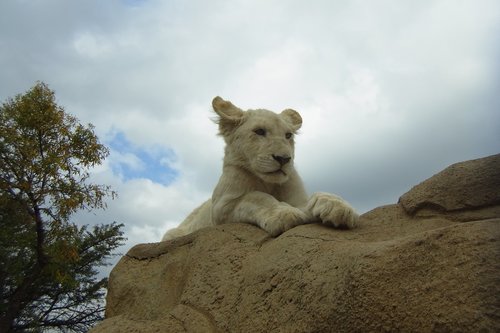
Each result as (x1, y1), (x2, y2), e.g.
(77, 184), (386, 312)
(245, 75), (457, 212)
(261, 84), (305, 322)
(73, 32), (114, 59)
(78, 162), (209, 250)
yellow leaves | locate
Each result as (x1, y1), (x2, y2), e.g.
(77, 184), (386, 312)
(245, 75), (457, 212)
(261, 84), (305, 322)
(0, 81), (114, 221)
(52, 248), (79, 287)
(0, 82), (124, 330)
(54, 240), (80, 264)
(45, 230), (81, 287)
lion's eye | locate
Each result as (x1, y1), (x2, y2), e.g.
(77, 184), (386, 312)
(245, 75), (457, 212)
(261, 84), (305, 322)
(254, 128), (266, 136)
(285, 132), (293, 139)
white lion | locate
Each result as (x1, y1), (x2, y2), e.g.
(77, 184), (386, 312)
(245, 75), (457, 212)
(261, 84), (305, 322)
(162, 97), (358, 241)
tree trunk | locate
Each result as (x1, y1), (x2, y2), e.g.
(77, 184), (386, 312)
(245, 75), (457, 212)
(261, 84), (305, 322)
(0, 265), (42, 332)
(0, 203), (47, 332)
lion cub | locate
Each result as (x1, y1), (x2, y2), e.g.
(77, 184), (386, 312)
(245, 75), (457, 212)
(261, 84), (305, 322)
(162, 97), (358, 240)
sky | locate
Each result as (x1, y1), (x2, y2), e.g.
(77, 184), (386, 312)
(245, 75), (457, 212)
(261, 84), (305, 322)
(1, 0), (499, 256)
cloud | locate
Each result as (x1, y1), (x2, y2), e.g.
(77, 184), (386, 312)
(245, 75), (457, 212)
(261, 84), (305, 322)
(1, 0), (499, 259)
(106, 130), (178, 185)
(77, 161), (209, 249)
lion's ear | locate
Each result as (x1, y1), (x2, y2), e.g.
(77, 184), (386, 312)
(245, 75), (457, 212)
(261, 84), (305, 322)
(281, 109), (302, 131)
(212, 96), (245, 137)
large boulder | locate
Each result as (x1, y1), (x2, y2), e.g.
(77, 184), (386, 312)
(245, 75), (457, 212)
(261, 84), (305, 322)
(399, 153), (500, 220)
(91, 154), (500, 332)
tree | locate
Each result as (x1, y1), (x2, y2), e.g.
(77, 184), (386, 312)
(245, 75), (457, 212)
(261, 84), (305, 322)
(0, 82), (125, 332)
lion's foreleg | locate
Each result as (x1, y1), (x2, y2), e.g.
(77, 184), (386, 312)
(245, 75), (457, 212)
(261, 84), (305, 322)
(230, 191), (309, 236)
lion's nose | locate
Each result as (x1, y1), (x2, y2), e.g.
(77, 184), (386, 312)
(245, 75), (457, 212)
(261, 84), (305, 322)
(272, 154), (291, 166)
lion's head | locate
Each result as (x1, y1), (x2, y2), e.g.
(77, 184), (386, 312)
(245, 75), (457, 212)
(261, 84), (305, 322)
(212, 96), (302, 184)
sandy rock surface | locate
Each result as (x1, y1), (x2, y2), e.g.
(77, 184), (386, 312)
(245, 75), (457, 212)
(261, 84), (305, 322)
(91, 154), (500, 332)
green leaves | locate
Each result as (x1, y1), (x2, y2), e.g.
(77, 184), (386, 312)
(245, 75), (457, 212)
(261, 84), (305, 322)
(0, 82), (125, 332)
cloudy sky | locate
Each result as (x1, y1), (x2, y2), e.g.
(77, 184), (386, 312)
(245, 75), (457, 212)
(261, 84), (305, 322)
(1, 0), (499, 254)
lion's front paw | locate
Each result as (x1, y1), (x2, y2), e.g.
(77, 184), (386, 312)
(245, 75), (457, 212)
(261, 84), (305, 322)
(262, 204), (308, 237)
(307, 192), (359, 229)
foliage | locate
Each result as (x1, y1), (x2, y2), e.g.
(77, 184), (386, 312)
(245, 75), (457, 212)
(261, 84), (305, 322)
(0, 82), (125, 332)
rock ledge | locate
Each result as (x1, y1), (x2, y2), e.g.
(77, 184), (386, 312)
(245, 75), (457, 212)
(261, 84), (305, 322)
(92, 154), (500, 333)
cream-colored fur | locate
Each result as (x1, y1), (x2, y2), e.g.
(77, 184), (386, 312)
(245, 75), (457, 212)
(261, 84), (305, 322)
(162, 97), (358, 241)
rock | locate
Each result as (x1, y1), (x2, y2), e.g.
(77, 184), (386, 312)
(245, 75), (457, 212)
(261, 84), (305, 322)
(91, 155), (500, 333)
(399, 153), (500, 220)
